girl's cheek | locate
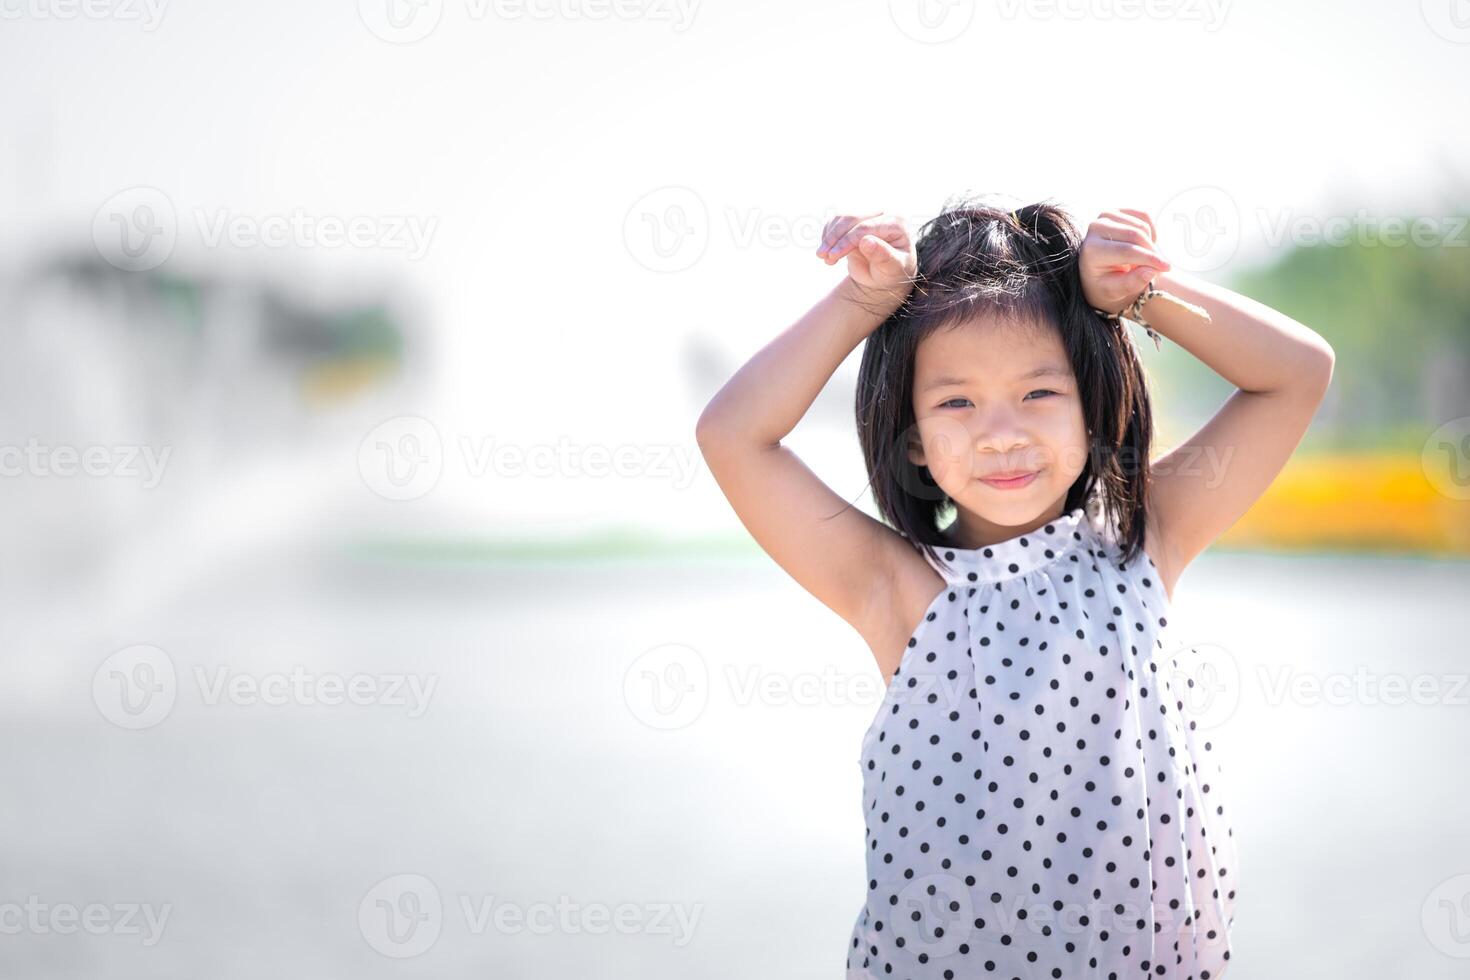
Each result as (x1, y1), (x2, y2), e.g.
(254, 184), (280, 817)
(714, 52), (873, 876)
(924, 448), (972, 486)
(916, 416), (974, 464)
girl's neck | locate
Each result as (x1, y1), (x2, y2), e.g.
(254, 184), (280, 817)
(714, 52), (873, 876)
(940, 500), (1070, 551)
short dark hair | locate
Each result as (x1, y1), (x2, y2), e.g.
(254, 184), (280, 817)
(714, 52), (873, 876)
(849, 195), (1155, 570)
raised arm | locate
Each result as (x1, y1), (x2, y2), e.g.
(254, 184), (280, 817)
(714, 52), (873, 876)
(695, 214), (921, 669)
(1080, 208), (1337, 598)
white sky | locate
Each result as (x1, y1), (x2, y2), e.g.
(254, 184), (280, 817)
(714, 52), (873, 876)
(3, 0), (1467, 540)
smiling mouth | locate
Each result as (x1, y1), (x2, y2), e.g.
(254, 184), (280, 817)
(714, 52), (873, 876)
(979, 469), (1040, 489)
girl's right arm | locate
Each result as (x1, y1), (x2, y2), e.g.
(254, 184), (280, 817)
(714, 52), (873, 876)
(694, 213), (930, 675)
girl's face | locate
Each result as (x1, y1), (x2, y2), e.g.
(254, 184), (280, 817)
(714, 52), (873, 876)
(906, 315), (1090, 532)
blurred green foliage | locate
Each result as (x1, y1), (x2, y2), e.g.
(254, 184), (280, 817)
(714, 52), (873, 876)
(1151, 215), (1470, 452)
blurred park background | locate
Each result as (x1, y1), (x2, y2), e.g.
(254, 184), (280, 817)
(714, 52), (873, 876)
(1, 1), (1468, 978)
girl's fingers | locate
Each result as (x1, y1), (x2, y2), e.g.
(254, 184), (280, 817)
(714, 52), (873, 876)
(1094, 239), (1170, 271)
(825, 226), (870, 263)
(819, 212), (884, 258)
(1102, 211), (1152, 242)
(857, 234), (902, 268)
(827, 216), (900, 262)
(824, 222), (873, 260)
(1117, 208), (1157, 242)
(818, 217), (854, 256)
(1093, 219), (1152, 249)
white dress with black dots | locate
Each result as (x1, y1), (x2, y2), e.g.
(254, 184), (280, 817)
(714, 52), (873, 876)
(847, 504), (1237, 980)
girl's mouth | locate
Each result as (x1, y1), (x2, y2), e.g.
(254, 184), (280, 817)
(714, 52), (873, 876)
(979, 470), (1039, 490)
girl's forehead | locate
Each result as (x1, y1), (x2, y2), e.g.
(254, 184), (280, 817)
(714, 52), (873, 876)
(914, 316), (1066, 372)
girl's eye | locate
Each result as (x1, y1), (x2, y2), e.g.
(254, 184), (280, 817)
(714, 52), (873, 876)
(939, 391), (1059, 409)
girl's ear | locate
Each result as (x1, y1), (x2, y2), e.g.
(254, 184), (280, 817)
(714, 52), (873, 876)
(905, 428), (926, 469)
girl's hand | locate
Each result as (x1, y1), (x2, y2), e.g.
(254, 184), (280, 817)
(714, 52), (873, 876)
(1079, 209), (1172, 316)
(816, 212), (918, 297)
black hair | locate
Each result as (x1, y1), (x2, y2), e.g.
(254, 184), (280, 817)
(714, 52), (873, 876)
(850, 194), (1155, 571)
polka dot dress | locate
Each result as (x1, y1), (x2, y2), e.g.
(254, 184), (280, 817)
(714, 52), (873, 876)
(847, 504), (1237, 979)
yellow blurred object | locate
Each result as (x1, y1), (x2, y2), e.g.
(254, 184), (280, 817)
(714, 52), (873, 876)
(1206, 452), (1470, 556)
(299, 355), (399, 406)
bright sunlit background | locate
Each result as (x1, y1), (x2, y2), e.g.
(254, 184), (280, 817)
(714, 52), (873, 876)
(2, 1), (1468, 977)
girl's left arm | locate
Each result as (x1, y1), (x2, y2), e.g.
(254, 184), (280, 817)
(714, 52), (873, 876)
(1136, 267), (1335, 592)
(1078, 208), (1336, 596)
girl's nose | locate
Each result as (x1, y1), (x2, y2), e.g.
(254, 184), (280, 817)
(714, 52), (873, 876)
(971, 415), (1030, 454)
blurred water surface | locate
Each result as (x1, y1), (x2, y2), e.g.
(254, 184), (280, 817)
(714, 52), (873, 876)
(2, 545), (1467, 978)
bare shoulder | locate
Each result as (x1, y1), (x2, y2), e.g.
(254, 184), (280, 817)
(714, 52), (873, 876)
(857, 532), (948, 684)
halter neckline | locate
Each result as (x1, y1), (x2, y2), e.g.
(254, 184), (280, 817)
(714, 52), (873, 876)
(922, 505), (1092, 584)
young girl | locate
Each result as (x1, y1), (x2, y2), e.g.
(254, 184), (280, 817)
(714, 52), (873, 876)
(695, 197), (1335, 979)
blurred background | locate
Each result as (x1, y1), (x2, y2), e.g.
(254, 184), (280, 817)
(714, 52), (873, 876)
(1, 1), (1468, 977)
